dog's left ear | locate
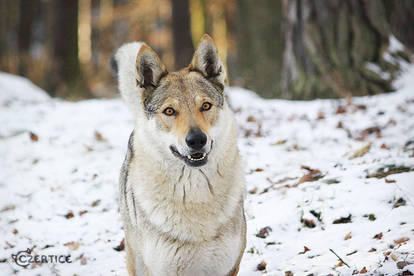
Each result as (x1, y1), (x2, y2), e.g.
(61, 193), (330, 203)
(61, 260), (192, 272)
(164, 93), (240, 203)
(190, 34), (226, 85)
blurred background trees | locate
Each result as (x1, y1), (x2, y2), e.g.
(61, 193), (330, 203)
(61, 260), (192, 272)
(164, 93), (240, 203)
(0, 0), (413, 100)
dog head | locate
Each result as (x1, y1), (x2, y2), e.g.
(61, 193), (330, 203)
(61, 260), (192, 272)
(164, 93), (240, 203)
(114, 35), (231, 167)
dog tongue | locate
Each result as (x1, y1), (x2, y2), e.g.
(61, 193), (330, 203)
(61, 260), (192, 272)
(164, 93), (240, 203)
(191, 153), (204, 159)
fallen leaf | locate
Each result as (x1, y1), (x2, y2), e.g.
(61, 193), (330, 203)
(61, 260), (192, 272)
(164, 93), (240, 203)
(360, 267), (367, 273)
(373, 232), (383, 239)
(394, 237), (409, 245)
(355, 104), (367, 110)
(397, 261), (412, 269)
(367, 165), (413, 178)
(272, 139), (287, 145)
(344, 232), (352, 240)
(357, 126), (381, 141)
(393, 198), (406, 208)
(385, 178), (396, 183)
(1, 205), (15, 212)
(381, 143), (388, 149)
(317, 112), (325, 120)
(284, 271), (293, 276)
(79, 210), (88, 216)
(298, 246), (310, 254)
(65, 211), (74, 219)
(336, 106), (347, 114)
(64, 241), (80, 251)
(94, 131), (106, 142)
(294, 166), (324, 187)
(335, 260), (344, 268)
(333, 214), (352, 224)
(363, 214), (376, 221)
(248, 187), (258, 194)
(368, 248), (376, 252)
(350, 142), (372, 159)
(256, 226), (272, 239)
(29, 132), (39, 142)
(80, 254), (87, 265)
(301, 218), (316, 228)
(91, 199), (101, 207)
(391, 254), (398, 261)
(113, 239), (125, 251)
(257, 261), (266, 271)
(246, 116), (256, 122)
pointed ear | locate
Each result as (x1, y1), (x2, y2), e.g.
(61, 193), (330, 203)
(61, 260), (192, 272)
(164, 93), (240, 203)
(135, 45), (167, 90)
(190, 34), (226, 85)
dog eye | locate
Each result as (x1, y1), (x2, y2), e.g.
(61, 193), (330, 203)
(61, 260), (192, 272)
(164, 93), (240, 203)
(163, 107), (176, 116)
(200, 102), (212, 112)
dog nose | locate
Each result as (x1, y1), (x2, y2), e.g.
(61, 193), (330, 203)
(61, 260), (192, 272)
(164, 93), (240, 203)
(186, 128), (207, 150)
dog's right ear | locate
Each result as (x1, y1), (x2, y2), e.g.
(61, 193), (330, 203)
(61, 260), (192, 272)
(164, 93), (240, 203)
(113, 42), (167, 114)
(135, 45), (167, 93)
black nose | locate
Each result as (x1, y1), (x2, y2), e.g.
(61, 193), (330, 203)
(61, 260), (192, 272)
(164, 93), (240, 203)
(185, 128), (207, 150)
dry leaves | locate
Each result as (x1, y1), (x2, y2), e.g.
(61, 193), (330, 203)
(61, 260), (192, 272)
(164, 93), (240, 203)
(350, 142), (372, 159)
(373, 232), (383, 240)
(29, 131), (39, 142)
(333, 214), (352, 224)
(294, 166), (324, 187)
(393, 198), (406, 208)
(257, 261), (266, 271)
(256, 226), (272, 239)
(91, 199), (101, 207)
(367, 165), (413, 178)
(301, 218), (316, 228)
(64, 241), (80, 250)
(394, 237), (409, 245)
(94, 131), (106, 142)
(113, 239), (125, 251)
(64, 211), (74, 219)
(298, 246), (310, 255)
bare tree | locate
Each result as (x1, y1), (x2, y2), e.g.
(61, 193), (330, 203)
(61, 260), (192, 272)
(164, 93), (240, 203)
(171, 0), (194, 70)
(234, 0), (413, 99)
(48, 0), (90, 98)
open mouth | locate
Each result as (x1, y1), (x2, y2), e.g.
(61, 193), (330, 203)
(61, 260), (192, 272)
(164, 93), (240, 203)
(170, 146), (209, 167)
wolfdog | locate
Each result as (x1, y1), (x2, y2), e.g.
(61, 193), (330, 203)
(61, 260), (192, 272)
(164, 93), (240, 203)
(111, 34), (246, 276)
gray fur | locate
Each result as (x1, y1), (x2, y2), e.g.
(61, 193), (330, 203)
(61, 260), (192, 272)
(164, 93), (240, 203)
(144, 72), (224, 117)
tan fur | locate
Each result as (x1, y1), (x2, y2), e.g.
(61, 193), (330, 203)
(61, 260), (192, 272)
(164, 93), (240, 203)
(117, 35), (246, 276)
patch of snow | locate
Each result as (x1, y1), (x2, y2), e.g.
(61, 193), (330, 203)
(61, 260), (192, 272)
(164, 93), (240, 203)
(0, 69), (413, 275)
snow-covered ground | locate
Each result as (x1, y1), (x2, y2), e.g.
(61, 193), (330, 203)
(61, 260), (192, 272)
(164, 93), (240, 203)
(0, 68), (413, 275)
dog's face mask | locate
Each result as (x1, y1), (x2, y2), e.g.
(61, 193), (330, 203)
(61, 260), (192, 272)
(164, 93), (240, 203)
(135, 35), (227, 167)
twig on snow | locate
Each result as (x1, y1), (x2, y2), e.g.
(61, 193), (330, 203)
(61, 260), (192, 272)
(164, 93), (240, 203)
(329, 248), (350, 268)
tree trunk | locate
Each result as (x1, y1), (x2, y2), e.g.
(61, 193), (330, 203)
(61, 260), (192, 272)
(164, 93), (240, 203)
(233, 0), (412, 99)
(171, 0), (194, 70)
(234, 0), (284, 98)
(18, 0), (39, 76)
(49, 0), (91, 98)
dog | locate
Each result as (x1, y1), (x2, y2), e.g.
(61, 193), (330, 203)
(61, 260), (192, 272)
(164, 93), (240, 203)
(111, 34), (246, 276)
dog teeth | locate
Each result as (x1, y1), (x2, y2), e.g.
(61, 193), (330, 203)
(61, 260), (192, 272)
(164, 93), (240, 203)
(187, 152), (207, 161)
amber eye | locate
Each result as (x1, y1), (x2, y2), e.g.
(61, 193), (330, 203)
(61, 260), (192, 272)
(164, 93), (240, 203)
(163, 107), (176, 116)
(200, 102), (212, 112)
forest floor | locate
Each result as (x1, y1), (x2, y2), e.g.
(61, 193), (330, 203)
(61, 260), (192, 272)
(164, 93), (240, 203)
(0, 66), (413, 275)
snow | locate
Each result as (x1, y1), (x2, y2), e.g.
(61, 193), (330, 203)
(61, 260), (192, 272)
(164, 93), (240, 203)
(0, 67), (413, 275)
